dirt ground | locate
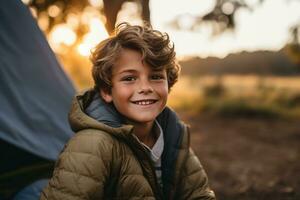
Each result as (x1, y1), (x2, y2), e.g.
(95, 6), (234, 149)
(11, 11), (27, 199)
(180, 113), (300, 200)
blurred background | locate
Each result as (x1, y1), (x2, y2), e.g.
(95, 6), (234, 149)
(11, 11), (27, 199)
(19, 0), (300, 199)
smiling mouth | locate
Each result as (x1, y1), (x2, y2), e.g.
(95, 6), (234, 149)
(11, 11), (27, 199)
(131, 99), (158, 105)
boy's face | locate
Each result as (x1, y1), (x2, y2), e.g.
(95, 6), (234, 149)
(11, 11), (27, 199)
(101, 48), (168, 125)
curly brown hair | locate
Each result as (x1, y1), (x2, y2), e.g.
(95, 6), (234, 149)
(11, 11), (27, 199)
(90, 22), (180, 93)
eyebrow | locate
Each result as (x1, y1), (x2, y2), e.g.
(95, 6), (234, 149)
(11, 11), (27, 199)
(117, 69), (137, 74)
(152, 69), (165, 72)
(114, 68), (165, 76)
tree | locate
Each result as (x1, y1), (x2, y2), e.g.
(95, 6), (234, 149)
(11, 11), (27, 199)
(102, 0), (150, 34)
(28, 0), (150, 35)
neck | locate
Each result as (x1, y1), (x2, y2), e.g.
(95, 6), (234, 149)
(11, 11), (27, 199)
(131, 121), (156, 148)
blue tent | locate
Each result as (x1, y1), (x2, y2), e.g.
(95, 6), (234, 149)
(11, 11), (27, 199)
(0, 0), (76, 198)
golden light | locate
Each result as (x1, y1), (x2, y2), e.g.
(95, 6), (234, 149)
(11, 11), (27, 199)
(80, 6), (100, 25)
(88, 0), (103, 8)
(77, 43), (91, 56)
(47, 5), (61, 18)
(77, 17), (108, 56)
(49, 24), (77, 52)
(38, 11), (49, 31)
(177, 14), (196, 30)
(116, 2), (143, 26)
(222, 2), (235, 15)
(21, 0), (32, 5)
(29, 6), (37, 18)
(66, 13), (80, 30)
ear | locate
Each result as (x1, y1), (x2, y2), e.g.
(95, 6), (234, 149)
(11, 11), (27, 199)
(100, 89), (113, 103)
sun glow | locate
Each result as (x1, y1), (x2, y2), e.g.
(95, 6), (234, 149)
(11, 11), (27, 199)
(47, 12), (107, 56)
(77, 17), (108, 56)
(48, 24), (77, 53)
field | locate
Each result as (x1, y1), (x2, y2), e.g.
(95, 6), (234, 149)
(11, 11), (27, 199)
(181, 113), (300, 200)
(170, 75), (300, 199)
(168, 75), (300, 118)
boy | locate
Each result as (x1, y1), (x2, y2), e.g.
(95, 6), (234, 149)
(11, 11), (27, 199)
(41, 23), (215, 200)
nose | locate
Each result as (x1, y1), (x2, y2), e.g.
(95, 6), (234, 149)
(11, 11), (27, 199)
(138, 79), (153, 94)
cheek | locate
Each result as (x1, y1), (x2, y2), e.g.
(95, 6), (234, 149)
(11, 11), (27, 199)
(111, 85), (133, 100)
(156, 83), (169, 98)
(162, 81), (169, 92)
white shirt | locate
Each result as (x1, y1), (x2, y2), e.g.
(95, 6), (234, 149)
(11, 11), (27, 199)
(134, 120), (164, 187)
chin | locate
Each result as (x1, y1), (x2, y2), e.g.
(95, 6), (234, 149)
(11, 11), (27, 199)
(135, 117), (156, 123)
(129, 115), (157, 124)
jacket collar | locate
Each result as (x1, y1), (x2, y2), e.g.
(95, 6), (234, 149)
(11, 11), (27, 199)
(85, 91), (125, 128)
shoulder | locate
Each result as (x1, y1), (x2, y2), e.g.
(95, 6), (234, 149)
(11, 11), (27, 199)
(41, 130), (117, 199)
(69, 129), (115, 146)
(52, 129), (117, 183)
(57, 129), (117, 170)
(62, 129), (116, 159)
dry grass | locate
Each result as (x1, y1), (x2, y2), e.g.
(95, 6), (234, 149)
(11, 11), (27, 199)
(168, 75), (300, 118)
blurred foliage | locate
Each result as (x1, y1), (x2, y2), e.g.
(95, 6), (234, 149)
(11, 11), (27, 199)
(56, 52), (93, 90)
(27, 0), (150, 34)
(169, 75), (300, 119)
(25, 0), (151, 89)
(23, 0), (300, 48)
(202, 98), (281, 119)
(169, 0), (300, 62)
(285, 25), (300, 64)
(24, 0), (300, 90)
(203, 76), (225, 97)
(285, 44), (300, 65)
(29, 0), (90, 34)
(170, 0), (300, 35)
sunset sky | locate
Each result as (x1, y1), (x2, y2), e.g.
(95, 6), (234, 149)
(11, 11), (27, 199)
(150, 0), (300, 58)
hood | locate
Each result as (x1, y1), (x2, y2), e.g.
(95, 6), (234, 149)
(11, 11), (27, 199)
(68, 90), (133, 138)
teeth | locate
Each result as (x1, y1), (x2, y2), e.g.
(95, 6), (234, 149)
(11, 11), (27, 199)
(134, 100), (155, 105)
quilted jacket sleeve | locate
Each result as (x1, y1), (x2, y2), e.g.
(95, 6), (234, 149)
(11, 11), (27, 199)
(40, 131), (114, 200)
(177, 148), (216, 200)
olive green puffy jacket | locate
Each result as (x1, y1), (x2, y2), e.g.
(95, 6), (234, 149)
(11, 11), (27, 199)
(40, 90), (215, 200)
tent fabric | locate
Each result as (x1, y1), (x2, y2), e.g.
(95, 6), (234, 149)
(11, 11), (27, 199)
(0, 0), (76, 161)
(13, 179), (49, 200)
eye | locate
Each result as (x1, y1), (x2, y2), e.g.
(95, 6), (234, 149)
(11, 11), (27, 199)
(121, 76), (136, 82)
(151, 74), (165, 80)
